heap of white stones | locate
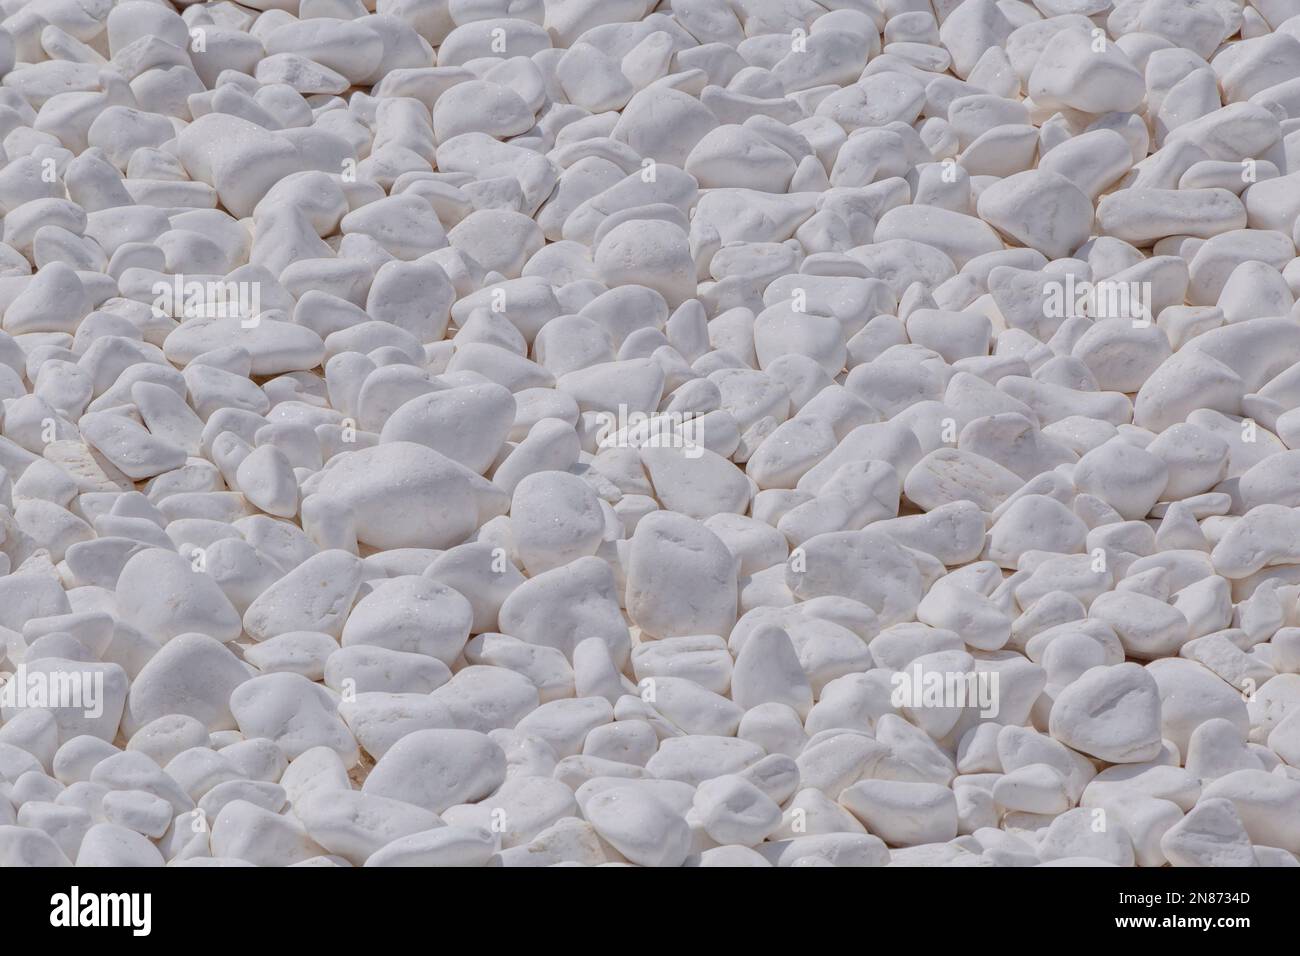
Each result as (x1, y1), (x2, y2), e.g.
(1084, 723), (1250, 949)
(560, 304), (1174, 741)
(0, 0), (1299, 867)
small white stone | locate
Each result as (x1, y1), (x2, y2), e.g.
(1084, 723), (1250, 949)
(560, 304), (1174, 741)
(583, 786), (692, 868)
(1049, 663), (1164, 763)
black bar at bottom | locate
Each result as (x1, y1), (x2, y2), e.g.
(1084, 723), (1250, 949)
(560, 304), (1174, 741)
(0, 865), (1277, 942)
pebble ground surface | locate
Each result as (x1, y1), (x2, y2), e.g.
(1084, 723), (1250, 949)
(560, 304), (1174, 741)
(0, 0), (1299, 868)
